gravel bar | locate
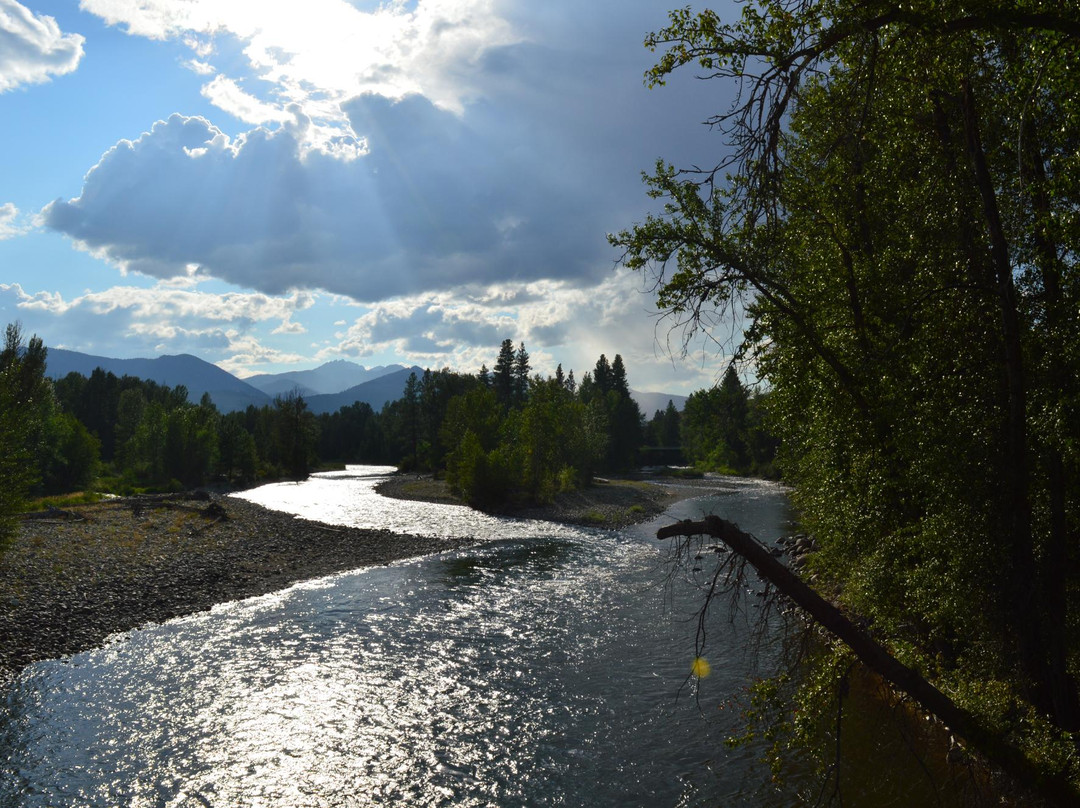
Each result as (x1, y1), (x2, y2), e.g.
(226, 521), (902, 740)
(1, 476), (704, 684)
(0, 493), (473, 684)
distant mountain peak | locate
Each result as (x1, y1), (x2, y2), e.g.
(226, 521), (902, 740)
(44, 348), (271, 413)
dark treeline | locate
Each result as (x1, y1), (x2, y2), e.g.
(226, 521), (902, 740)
(643, 364), (778, 478)
(53, 369), (319, 492)
(0, 324), (777, 537)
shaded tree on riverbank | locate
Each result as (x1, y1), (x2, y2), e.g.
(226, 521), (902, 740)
(679, 367), (777, 477)
(612, 0), (1080, 798)
(438, 342), (642, 507)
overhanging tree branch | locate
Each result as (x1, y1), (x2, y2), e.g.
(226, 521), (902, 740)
(658, 516), (1080, 807)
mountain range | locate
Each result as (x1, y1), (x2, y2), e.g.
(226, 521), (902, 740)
(43, 349), (687, 415)
(243, 360), (404, 398)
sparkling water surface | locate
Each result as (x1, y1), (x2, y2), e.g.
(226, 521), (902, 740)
(1, 467), (803, 807)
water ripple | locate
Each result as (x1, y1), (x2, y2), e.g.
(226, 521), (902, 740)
(0, 467), (800, 807)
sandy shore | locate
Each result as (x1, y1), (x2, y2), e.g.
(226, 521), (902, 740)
(0, 475), (707, 684)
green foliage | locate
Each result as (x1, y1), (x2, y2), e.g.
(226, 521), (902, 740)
(218, 412), (259, 483)
(440, 342), (646, 507)
(273, 390), (318, 481)
(492, 338), (515, 407)
(578, 353), (644, 471)
(38, 411), (100, 494)
(616, 0), (1080, 789)
(446, 429), (506, 508)
(0, 323), (50, 548)
(644, 399), (681, 448)
(679, 368), (777, 476)
(316, 401), (384, 465)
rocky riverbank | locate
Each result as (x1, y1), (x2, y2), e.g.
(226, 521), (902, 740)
(0, 474), (705, 684)
(0, 493), (472, 683)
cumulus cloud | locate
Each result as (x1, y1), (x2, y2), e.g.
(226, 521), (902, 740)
(27, 0), (735, 391)
(0, 202), (28, 238)
(200, 75), (293, 125)
(42, 100), (608, 299)
(0, 280), (314, 360)
(182, 57), (214, 75)
(0, 0), (84, 92)
(324, 274), (720, 393)
(80, 0), (517, 118)
(43, 0), (724, 306)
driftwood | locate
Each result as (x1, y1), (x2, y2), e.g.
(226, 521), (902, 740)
(22, 505), (86, 523)
(658, 515), (1078, 806)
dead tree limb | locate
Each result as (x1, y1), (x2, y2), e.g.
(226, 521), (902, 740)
(657, 515), (1079, 806)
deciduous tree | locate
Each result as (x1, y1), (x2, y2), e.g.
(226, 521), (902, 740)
(612, 0), (1080, 791)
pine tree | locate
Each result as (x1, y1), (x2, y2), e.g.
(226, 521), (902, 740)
(493, 339), (515, 407)
(593, 354), (611, 395)
(512, 342), (531, 405)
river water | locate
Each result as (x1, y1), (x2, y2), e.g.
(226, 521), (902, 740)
(0, 468), (825, 806)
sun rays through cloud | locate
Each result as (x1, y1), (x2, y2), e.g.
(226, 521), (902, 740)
(2, 0), (733, 395)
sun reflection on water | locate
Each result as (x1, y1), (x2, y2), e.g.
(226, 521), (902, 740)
(1, 468), (801, 807)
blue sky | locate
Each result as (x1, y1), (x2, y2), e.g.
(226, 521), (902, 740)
(0, 0), (737, 394)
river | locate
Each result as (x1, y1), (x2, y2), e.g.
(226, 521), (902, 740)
(0, 467), (962, 806)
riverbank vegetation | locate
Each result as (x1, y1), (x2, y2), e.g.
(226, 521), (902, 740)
(0, 326), (778, 549)
(612, 0), (1080, 801)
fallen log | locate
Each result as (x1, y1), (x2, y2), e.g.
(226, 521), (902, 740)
(658, 515), (1078, 806)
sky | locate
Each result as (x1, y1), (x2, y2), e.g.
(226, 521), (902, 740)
(0, 0), (738, 395)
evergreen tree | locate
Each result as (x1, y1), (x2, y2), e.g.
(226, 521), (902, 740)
(660, 400), (680, 447)
(273, 389), (317, 481)
(493, 339), (515, 407)
(400, 372), (421, 468)
(512, 342), (531, 405)
(592, 354), (611, 395)
(610, 354), (630, 397)
(0, 324), (50, 547)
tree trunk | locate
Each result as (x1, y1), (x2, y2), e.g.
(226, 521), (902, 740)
(959, 78), (1055, 719)
(657, 516), (1079, 806)
(1024, 134), (1080, 730)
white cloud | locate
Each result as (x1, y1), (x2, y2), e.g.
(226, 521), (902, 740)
(323, 274), (720, 393)
(0, 201), (28, 238)
(271, 317), (306, 335)
(80, 0), (518, 131)
(200, 74), (293, 125)
(0, 0), (84, 92)
(42, 102), (611, 299)
(211, 334), (310, 376)
(43, 1), (725, 305)
(183, 57), (216, 76)
(23, 1), (735, 393)
(0, 280), (314, 360)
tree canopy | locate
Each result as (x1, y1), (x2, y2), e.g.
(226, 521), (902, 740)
(612, 0), (1080, 794)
